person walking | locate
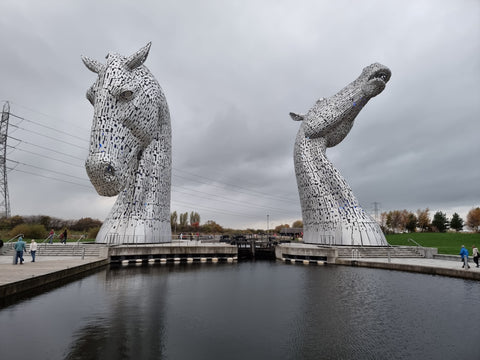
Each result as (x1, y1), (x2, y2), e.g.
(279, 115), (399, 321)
(29, 239), (38, 262)
(14, 236), (26, 265)
(460, 245), (470, 269)
(47, 229), (55, 244)
(60, 229), (67, 244)
(472, 245), (479, 268)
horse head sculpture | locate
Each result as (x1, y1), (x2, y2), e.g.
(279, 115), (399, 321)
(290, 63), (391, 246)
(82, 43), (172, 244)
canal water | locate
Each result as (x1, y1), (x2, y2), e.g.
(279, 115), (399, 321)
(1, 261), (479, 360)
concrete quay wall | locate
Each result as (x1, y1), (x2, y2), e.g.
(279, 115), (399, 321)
(275, 243), (337, 264)
(276, 243), (479, 281)
(102, 243), (238, 264)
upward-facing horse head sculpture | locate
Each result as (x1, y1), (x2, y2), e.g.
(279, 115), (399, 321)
(290, 63), (391, 246)
(82, 43), (172, 244)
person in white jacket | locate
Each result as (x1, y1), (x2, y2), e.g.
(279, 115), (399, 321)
(472, 245), (479, 268)
(29, 239), (38, 262)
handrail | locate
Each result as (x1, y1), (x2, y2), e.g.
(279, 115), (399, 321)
(4, 234), (25, 248)
(41, 234), (57, 243)
(75, 234), (86, 245)
(407, 238), (424, 248)
(41, 233), (58, 249)
(73, 235), (87, 254)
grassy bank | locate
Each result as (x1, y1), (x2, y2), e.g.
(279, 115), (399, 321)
(386, 233), (480, 255)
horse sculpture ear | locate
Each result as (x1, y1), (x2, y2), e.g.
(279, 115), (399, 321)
(290, 112), (305, 121)
(81, 55), (104, 74)
(125, 42), (152, 70)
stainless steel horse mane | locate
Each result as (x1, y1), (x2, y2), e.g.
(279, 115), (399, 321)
(82, 43), (171, 244)
(290, 63), (391, 246)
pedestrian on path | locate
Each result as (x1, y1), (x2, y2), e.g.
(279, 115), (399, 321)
(60, 229), (67, 244)
(14, 236), (26, 265)
(29, 239), (37, 262)
(47, 229), (55, 244)
(460, 245), (470, 269)
(472, 245), (479, 268)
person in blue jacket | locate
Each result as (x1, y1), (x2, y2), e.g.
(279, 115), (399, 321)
(14, 236), (26, 265)
(460, 245), (470, 269)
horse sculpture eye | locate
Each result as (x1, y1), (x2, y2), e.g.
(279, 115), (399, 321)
(119, 90), (134, 101)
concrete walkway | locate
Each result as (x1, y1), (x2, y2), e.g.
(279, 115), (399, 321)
(0, 256), (108, 299)
(0, 256), (105, 286)
(336, 257), (480, 281)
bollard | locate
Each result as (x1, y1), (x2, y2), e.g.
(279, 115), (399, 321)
(82, 247), (85, 260)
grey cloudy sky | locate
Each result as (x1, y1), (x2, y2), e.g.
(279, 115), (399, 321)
(0, 0), (478, 230)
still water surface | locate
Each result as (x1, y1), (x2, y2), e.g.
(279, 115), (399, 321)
(1, 261), (479, 360)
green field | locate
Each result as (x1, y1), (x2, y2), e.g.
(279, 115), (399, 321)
(386, 233), (480, 255)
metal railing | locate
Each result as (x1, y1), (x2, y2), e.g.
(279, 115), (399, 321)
(41, 233), (59, 248)
(407, 238), (424, 248)
(73, 234), (87, 254)
(4, 234), (25, 249)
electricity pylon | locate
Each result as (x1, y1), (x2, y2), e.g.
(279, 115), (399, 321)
(0, 101), (10, 218)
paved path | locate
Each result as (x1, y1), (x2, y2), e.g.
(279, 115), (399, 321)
(336, 256), (480, 281)
(0, 256), (106, 287)
(358, 257), (480, 271)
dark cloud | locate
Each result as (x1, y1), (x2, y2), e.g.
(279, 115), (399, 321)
(0, 0), (478, 228)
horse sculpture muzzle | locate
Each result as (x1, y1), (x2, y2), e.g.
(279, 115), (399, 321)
(85, 153), (125, 196)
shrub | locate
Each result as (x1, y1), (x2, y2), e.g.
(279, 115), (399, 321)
(9, 224), (46, 240)
(71, 217), (103, 231)
(87, 226), (100, 240)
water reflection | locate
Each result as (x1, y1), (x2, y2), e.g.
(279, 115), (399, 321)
(0, 262), (479, 360)
(66, 266), (168, 359)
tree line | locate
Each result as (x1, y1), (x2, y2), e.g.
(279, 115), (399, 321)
(3, 206), (479, 240)
(380, 207), (480, 233)
(170, 211), (224, 234)
(0, 215), (103, 239)
(169, 210), (305, 235)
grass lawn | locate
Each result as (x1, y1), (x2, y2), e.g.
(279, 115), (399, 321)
(386, 232), (480, 255)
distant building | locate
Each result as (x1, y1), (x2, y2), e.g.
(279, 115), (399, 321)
(280, 228), (303, 238)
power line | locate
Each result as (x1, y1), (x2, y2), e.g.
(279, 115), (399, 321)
(9, 112), (89, 144)
(171, 199), (263, 220)
(172, 185), (295, 215)
(6, 158), (89, 182)
(174, 167), (298, 203)
(7, 167), (92, 189)
(7, 135), (86, 161)
(8, 122), (86, 150)
(173, 171), (298, 205)
(6, 101), (90, 134)
(7, 145), (84, 168)
(6, 103), (297, 206)
(2, 102), (300, 224)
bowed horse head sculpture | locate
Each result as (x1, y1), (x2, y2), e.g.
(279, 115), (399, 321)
(291, 63), (391, 246)
(82, 42), (172, 244)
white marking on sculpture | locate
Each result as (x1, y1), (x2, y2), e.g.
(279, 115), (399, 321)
(82, 43), (171, 244)
(290, 63), (391, 246)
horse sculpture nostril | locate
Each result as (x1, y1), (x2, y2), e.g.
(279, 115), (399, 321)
(105, 164), (115, 177)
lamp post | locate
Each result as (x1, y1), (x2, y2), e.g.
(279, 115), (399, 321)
(267, 214), (269, 240)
